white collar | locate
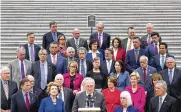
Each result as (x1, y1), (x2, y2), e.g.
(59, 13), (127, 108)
(88, 50), (100, 54)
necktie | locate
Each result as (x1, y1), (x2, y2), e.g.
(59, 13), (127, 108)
(25, 93), (30, 111)
(147, 35), (151, 45)
(155, 43), (158, 55)
(59, 91), (62, 100)
(53, 32), (57, 42)
(135, 49), (139, 62)
(4, 82), (9, 99)
(161, 56), (165, 69)
(107, 60), (111, 73)
(158, 96), (162, 112)
(127, 39), (132, 51)
(30, 45), (34, 62)
(169, 69), (173, 84)
(52, 55), (56, 64)
(41, 64), (46, 90)
(143, 68), (146, 85)
(98, 34), (102, 47)
(81, 60), (85, 77)
(88, 95), (92, 107)
(75, 39), (79, 53)
(21, 60), (25, 79)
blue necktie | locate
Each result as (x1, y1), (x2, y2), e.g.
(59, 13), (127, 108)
(41, 64), (46, 90)
(161, 56), (165, 69)
(59, 91), (62, 100)
(53, 32), (57, 42)
(169, 69), (173, 84)
(81, 60), (85, 77)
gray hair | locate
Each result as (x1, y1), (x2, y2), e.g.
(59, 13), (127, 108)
(66, 47), (75, 53)
(54, 74), (64, 82)
(156, 80), (167, 91)
(146, 23), (153, 28)
(120, 91), (132, 107)
(84, 77), (95, 86)
(26, 75), (34, 80)
(166, 57), (175, 62)
(78, 47), (87, 54)
(0, 66), (10, 75)
(16, 46), (26, 54)
(96, 21), (104, 27)
(80, 77), (91, 91)
(139, 55), (148, 62)
(38, 48), (47, 56)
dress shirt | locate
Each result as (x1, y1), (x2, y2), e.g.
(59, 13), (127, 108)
(126, 38), (134, 51)
(40, 61), (48, 83)
(160, 54), (166, 65)
(22, 90), (31, 104)
(160, 93), (167, 104)
(18, 59), (27, 76)
(79, 59), (87, 75)
(98, 33), (103, 47)
(88, 50), (101, 60)
(106, 60), (112, 73)
(28, 43), (35, 61)
(57, 88), (64, 102)
(50, 54), (57, 63)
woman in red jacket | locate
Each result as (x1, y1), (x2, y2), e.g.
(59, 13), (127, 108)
(112, 37), (126, 62)
(102, 76), (121, 112)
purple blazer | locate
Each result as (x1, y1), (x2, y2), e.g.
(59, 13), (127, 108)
(63, 73), (83, 91)
(125, 85), (146, 112)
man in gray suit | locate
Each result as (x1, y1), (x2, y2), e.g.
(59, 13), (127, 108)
(8, 46), (32, 87)
(54, 74), (74, 112)
(67, 28), (88, 58)
(72, 77), (106, 112)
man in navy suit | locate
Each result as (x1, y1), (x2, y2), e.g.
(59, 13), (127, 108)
(151, 42), (174, 72)
(67, 28), (88, 58)
(75, 47), (93, 77)
(126, 37), (145, 73)
(145, 32), (161, 64)
(42, 21), (64, 52)
(148, 80), (176, 112)
(90, 21), (110, 51)
(11, 78), (39, 112)
(47, 42), (67, 74)
(160, 57), (181, 111)
(100, 48), (115, 75)
(1, 66), (18, 112)
(23, 32), (41, 62)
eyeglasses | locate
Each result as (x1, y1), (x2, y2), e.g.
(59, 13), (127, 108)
(70, 66), (76, 68)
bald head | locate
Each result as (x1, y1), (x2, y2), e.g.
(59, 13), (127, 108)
(72, 28), (80, 39)
(26, 75), (35, 88)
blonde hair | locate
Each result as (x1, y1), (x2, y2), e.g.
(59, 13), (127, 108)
(46, 82), (60, 95)
(67, 61), (78, 72)
(130, 71), (140, 81)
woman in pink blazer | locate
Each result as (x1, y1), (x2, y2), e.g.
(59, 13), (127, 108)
(63, 61), (83, 95)
(125, 72), (146, 112)
(112, 37), (126, 62)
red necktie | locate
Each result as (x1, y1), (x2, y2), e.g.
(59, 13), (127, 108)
(143, 68), (146, 84)
(25, 93), (30, 111)
(155, 43), (158, 55)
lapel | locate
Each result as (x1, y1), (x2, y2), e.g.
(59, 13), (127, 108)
(24, 60), (28, 73)
(71, 38), (76, 48)
(37, 61), (41, 78)
(34, 45), (37, 57)
(160, 95), (169, 111)
(47, 55), (52, 63)
(164, 70), (170, 85)
(104, 60), (109, 73)
(145, 66), (152, 84)
(49, 32), (54, 41)
(131, 50), (136, 63)
(102, 32), (106, 45)
(20, 91), (28, 111)
(25, 44), (30, 59)
(155, 96), (159, 111)
(79, 38), (83, 46)
(47, 63), (52, 81)
(8, 81), (12, 100)
(1, 81), (7, 100)
(63, 87), (67, 105)
(29, 93), (35, 105)
(171, 68), (177, 84)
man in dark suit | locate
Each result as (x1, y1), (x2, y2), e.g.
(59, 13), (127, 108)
(75, 47), (93, 77)
(90, 22), (110, 51)
(42, 21), (64, 52)
(54, 74), (74, 112)
(66, 47), (78, 64)
(72, 77), (106, 112)
(145, 32), (161, 64)
(26, 75), (42, 102)
(11, 78), (39, 112)
(100, 48), (115, 75)
(1, 66), (18, 112)
(122, 26), (135, 52)
(47, 42), (67, 74)
(148, 80), (176, 112)
(67, 28), (88, 58)
(160, 57), (181, 111)
(31, 48), (57, 97)
(125, 37), (145, 73)
(151, 42), (174, 72)
(23, 32), (41, 62)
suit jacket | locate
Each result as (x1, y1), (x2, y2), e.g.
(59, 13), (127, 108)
(148, 95), (176, 112)
(121, 38), (128, 51)
(31, 61), (57, 89)
(160, 68), (181, 100)
(75, 59), (93, 76)
(100, 60), (115, 75)
(32, 87), (42, 103)
(1, 80), (18, 110)
(38, 97), (64, 112)
(63, 73), (83, 91)
(47, 54), (67, 74)
(62, 87), (74, 112)
(151, 54), (174, 72)
(86, 51), (104, 62)
(125, 48), (145, 73)
(112, 48), (126, 62)
(42, 31), (64, 52)
(136, 65), (157, 91)
(66, 37), (88, 58)
(11, 91), (39, 112)
(114, 105), (139, 112)
(90, 32), (111, 50)
(8, 59), (32, 86)
(141, 34), (150, 49)
(72, 91), (106, 112)
(23, 44), (41, 62)
(145, 44), (158, 64)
